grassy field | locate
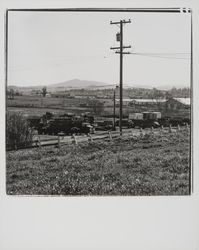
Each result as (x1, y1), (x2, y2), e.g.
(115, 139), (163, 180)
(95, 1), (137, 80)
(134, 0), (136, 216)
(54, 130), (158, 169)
(7, 95), (80, 107)
(6, 129), (191, 196)
(7, 95), (190, 119)
(7, 96), (90, 115)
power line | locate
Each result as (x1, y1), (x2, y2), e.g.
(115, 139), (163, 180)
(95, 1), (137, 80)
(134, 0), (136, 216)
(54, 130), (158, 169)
(130, 53), (190, 60)
(129, 52), (190, 55)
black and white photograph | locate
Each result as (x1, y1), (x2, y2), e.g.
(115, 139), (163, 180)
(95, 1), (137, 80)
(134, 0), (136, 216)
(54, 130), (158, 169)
(1, 1), (199, 250)
(6, 8), (192, 196)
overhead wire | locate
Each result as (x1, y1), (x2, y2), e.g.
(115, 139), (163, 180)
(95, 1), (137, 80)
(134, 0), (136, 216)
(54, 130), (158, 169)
(9, 50), (190, 72)
(130, 52), (190, 60)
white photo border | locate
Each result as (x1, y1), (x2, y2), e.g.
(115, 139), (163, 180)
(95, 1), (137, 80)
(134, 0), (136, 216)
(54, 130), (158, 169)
(0, 1), (199, 250)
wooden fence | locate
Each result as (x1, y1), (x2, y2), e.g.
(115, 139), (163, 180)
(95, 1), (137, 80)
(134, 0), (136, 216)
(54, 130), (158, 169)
(6, 124), (190, 151)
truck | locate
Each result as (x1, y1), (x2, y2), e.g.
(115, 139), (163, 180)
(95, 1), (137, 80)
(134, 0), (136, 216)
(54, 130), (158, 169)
(95, 120), (114, 131)
(129, 112), (161, 128)
(115, 119), (134, 128)
(40, 118), (92, 135)
(129, 113), (143, 120)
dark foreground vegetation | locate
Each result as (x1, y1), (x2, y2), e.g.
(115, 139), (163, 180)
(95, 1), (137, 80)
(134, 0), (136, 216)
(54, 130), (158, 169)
(6, 112), (33, 150)
(6, 129), (190, 196)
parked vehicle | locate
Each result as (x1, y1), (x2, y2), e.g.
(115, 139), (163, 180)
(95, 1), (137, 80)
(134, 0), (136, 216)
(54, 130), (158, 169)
(95, 120), (114, 131)
(129, 113), (143, 120)
(81, 112), (94, 125)
(182, 117), (191, 125)
(158, 116), (190, 127)
(142, 111), (161, 120)
(129, 111), (161, 128)
(41, 118), (92, 135)
(131, 119), (160, 129)
(168, 117), (187, 127)
(115, 119), (134, 128)
(27, 112), (95, 135)
(142, 120), (160, 129)
(158, 117), (171, 127)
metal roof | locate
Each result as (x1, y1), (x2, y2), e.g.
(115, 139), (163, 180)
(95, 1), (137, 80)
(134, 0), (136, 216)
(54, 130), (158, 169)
(173, 98), (190, 105)
(115, 98), (190, 105)
(131, 99), (166, 103)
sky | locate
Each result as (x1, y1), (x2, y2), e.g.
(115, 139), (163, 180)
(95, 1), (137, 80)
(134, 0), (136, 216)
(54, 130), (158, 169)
(7, 10), (191, 89)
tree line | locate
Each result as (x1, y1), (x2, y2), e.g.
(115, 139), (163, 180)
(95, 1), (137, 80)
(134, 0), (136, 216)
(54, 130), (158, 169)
(7, 87), (48, 99)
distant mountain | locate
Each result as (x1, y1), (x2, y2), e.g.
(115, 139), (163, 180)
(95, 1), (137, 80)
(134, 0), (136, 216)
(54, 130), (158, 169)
(7, 79), (190, 93)
(48, 79), (189, 91)
(48, 79), (154, 89)
(48, 79), (113, 89)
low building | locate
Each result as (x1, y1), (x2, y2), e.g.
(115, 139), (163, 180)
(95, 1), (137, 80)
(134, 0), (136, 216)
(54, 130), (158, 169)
(129, 99), (166, 105)
(128, 98), (166, 113)
(166, 98), (190, 111)
(115, 98), (133, 106)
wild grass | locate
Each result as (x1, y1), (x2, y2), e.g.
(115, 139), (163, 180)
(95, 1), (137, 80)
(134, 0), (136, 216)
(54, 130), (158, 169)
(6, 129), (191, 195)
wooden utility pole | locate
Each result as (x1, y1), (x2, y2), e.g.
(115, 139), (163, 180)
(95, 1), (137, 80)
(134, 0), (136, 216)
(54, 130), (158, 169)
(110, 19), (131, 135)
(113, 85), (119, 130)
(113, 89), (116, 130)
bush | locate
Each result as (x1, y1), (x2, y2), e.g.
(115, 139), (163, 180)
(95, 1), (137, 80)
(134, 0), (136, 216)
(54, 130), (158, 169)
(6, 112), (33, 150)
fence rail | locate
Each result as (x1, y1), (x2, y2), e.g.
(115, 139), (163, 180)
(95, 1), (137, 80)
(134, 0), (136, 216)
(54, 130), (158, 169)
(6, 124), (190, 151)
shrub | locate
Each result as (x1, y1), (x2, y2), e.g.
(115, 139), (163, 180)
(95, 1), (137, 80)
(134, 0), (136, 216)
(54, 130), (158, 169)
(6, 112), (33, 150)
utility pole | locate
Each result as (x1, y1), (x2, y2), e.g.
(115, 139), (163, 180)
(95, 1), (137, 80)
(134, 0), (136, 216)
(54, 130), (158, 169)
(113, 89), (116, 130)
(110, 19), (131, 135)
(113, 85), (119, 131)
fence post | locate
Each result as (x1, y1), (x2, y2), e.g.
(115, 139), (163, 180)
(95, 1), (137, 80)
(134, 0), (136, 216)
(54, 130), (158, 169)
(159, 125), (163, 141)
(71, 134), (77, 145)
(186, 123), (189, 131)
(58, 134), (61, 149)
(151, 126), (154, 135)
(38, 136), (41, 148)
(139, 127), (143, 137)
(169, 124), (172, 133)
(88, 133), (93, 143)
(160, 125), (164, 135)
(108, 131), (112, 141)
(14, 139), (17, 150)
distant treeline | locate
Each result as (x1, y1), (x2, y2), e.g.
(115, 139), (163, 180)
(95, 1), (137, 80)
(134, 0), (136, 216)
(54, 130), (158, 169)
(66, 87), (190, 99)
(7, 86), (190, 99)
(125, 87), (190, 99)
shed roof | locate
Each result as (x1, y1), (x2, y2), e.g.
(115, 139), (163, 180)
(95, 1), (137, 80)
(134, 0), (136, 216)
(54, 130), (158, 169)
(131, 99), (166, 103)
(173, 98), (190, 105)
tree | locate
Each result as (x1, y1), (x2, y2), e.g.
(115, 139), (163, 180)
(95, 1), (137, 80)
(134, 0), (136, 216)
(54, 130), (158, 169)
(42, 87), (47, 97)
(165, 91), (173, 100)
(89, 99), (104, 115)
(7, 88), (15, 99)
(6, 112), (33, 150)
(149, 88), (165, 111)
